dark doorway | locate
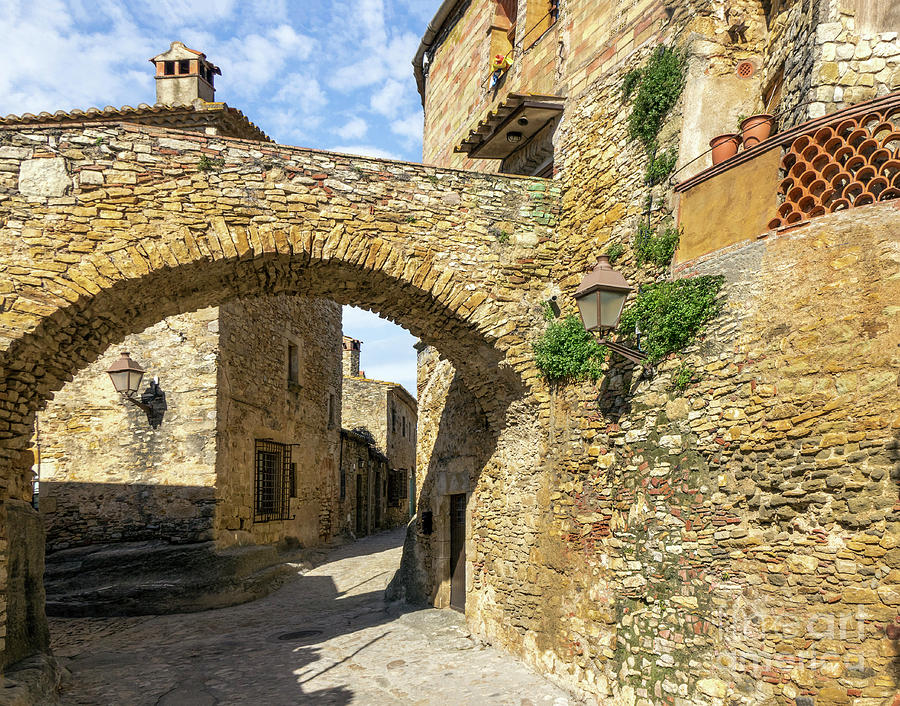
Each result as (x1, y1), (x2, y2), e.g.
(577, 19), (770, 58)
(374, 471), (383, 529)
(355, 474), (367, 536)
(449, 493), (467, 612)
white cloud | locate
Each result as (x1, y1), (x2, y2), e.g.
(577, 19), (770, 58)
(214, 25), (317, 98)
(335, 117), (369, 140)
(391, 112), (422, 142)
(370, 79), (407, 118)
(328, 144), (403, 160)
(275, 75), (327, 110)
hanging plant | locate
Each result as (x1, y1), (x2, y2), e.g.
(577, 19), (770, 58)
(618, 276), (725, 364)
(533, 313), (607, 383)
(627, 45), (687, 149)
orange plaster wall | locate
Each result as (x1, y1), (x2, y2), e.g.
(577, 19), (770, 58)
(676, 147), (783, 264)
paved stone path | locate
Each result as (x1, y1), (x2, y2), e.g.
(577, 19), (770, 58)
(50, 528), (574, 705)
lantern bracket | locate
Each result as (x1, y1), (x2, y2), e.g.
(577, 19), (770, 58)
(121, 379), (167, 428)
(597, 335), (648, 366)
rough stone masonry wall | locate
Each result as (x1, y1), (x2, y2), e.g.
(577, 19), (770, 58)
(337, 430), (390, 537)
(0, 115), (557, 671)
(341, 377), (389, 451)
(385, 387), (416, 526)
(812, 0), (900, 119)
(413, 344), (495, 608)
(466, 204), (900, 704)
(214, 295), (342, 549)
(34, 308), (219, 551)
(341, 378), (415, 528)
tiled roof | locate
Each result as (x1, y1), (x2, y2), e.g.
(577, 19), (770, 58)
(0, 101), (271, 143)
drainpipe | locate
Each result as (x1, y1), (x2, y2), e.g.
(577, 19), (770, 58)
(413, 0), (465, 107)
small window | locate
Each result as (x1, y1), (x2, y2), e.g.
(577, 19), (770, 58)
(254, 440), (292, 522)
(164, 61), (175, 76)
(178, 59), (190, 74)
(523, 0), (559, 50)
(287, 342), (299, 385)
(289, 461), (297, 498)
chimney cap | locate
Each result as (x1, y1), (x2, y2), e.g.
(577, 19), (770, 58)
(150, 41), (221, 75)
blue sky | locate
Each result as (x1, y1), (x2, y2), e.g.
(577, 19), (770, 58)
(0, 0), (436, 396)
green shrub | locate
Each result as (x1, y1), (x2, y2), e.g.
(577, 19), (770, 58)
(671, 361), (696, 391)
(627, 46), (686, 149)
(606, 242), (625, 263)
(621, 69), (643, 100)
(618, 276), (725, 364)
(634, 222), (680, 267)
(645, 148), (678, 185)
(534, 314), (607, 383)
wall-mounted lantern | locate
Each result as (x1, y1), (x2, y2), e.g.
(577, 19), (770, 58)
(574, 256), (648, 365)
(106, 351), (167, 428)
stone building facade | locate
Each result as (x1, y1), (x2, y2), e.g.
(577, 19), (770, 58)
(341, 336), (416, 528)
(0, 9), (898, 706)
(23, 43), (347, 614)
(402, 0), (900, 703)
(337, 428), (390, 537)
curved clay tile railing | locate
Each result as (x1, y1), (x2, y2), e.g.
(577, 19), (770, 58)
(767, 104), (900, 230)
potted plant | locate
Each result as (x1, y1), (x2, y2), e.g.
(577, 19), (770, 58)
(709, 133), (741, 165)
(740, 113), (776, 149)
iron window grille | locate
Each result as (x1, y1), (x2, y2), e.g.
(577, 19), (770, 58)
(388, 469), (408, 507)
(254, 440), (293, 522)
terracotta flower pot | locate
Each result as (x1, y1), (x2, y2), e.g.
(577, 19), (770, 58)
(740, 114), (775, 149)
(709, 134), (740, 165)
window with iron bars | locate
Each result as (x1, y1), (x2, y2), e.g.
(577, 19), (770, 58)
(388, 469), (408, 507)
(254, 440), (293, 522)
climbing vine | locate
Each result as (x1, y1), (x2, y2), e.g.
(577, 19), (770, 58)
(626, 45), (687, 148)
(644, 147), (678, 186)
(605, 242), (625, 263)
(533, 311), (606, 383)
(618, 276), (725, 364)
(634, 221), (680, 267)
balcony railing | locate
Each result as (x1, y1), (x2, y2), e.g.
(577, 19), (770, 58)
(674, 91), (900, 265)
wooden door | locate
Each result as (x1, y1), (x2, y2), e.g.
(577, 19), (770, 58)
(449, 493), (467, 612)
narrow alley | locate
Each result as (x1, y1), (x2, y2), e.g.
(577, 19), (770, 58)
(50, 529), (573, 705)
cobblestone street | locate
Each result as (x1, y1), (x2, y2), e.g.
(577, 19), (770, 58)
(49, 528), (573, 705)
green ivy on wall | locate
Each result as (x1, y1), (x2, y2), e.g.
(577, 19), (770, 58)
(626, 46), (687, 149)
(618, 276), (725, 364)
(533, 312), (607, 383)
(634, 221), (680, 267)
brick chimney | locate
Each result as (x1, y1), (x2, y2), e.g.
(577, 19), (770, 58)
(149, 41), (221, 106)
(342, 336), (361, 377)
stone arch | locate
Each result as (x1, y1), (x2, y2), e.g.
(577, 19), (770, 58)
(0, 237), (527, 467)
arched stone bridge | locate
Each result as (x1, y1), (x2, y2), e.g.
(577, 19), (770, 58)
(0, 123), (563, 458)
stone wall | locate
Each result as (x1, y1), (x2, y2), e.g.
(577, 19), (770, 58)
(34, 294), (342, 554)
(412, 344), (494, 608)
(215, 295), (342, 548)
(35, 308), (219, 551)
(414, 2), (900, 702)
(342, 377), (389, 451)
(0, 120), (556, 673)
(341, 376), (415, 527)
(337, 428), (390, 537)
(811, 1), (900, 119)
